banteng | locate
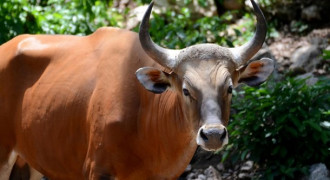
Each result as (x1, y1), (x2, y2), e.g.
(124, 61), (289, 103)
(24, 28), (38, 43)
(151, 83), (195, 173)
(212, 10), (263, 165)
(0, 0), (274, 179)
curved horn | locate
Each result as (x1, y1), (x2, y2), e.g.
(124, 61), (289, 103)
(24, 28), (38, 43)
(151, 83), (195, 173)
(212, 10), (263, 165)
(230, 0), (267, 65)
(139, 1), (180, 69)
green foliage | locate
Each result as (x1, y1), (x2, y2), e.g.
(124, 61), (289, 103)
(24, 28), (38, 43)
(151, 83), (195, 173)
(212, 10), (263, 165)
(229, 13), (255, 46)
(134, 0), (276, 49)
(322, 49), (330, 60)
(0, 0), (37, 44)
(132, 7), (241, 49)
(223, 78), (330, 179)
(0, 0), (124, 44)
(135, 0), (152, 5)
(258, 0), (280, 7)
(318, 49), (330, 75)
(290, 20), (309, 33)
(0, 0), (268, 49)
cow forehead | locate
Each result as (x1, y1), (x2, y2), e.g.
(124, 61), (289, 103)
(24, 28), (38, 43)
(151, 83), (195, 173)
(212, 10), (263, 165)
(180, 59), (235, 90)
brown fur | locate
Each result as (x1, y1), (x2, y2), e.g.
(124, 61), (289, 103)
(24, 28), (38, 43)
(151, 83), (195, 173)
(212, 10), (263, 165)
(0, 27), (196, 179)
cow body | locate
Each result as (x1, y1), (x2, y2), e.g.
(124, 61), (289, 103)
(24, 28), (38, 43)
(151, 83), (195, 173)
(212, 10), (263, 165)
(0, 27), (196, 179)
(1, 1), (274, 179)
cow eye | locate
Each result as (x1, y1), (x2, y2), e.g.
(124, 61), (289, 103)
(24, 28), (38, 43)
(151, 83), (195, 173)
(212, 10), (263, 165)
(183, 88), (190, 96)
(228, 85), (233, 94)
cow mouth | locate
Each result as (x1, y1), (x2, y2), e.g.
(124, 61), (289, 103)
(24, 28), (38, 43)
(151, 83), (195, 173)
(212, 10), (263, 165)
(196, 124), (229, 151)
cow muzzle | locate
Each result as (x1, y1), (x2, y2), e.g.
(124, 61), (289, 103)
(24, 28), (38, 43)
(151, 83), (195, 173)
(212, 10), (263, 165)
(196, 124), (228, 151)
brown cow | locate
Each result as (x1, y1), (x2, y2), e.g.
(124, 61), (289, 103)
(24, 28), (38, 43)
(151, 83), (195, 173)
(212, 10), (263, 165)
(0, 0), (274, 179)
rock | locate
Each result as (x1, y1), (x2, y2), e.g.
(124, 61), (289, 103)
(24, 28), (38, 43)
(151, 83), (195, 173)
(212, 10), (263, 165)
(222, 172), (231, 179)
(301, 5), (321, 21)
(240, 161), (253, 172)
(307, 29), (330, 50)
(186, 169), (204, 180)
(182, 0), (217, 17)
(251, 45), (276, 62)
(216, 162), (225, 172)
(197, 174), (206, 180)
(326, 46), (330, 51)
(113, 0), (131, 9)
(190, 148), (222, 170)
(186, 172), (198, 180)
(309, 37), (325, 48)
(289, 45), (322, 75)
(179, 164), (192, 180)
(125, 5), (149, 30)
(296, 73), (318, 86)
(204, 166), (221, 180)
(308, 163), (330, 180)
(185, 164), (192, 172)
(238, 172), (252, 179)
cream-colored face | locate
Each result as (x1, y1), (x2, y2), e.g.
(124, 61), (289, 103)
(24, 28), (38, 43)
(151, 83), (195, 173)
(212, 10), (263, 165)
(177, 59), (237, 151)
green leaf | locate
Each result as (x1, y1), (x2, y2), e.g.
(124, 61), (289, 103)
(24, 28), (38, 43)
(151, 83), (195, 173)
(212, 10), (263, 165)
(241, 149), (249, 161)
(305, 121), (322, 132)
(284, 126), (298, 137)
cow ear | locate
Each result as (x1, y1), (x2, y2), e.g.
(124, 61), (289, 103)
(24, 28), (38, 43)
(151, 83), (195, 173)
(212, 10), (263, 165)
(136, 67), (171, 94)
(238, 58), (274, 86)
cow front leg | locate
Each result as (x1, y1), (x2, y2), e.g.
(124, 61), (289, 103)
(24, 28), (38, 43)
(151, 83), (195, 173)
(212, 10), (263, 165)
(9, 155), (44, 180)
(0, 149), (17, 180)
(83, 157), (115, 180)
(84, 166), (115, 180)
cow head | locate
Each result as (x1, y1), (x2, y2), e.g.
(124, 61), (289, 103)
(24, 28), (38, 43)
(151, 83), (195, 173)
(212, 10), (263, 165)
(136, 0), (274, 151)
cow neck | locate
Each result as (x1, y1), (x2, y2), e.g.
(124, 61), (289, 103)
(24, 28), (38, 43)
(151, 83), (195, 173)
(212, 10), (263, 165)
(137, 89), (194, 138)
(136, 89), (197, 175)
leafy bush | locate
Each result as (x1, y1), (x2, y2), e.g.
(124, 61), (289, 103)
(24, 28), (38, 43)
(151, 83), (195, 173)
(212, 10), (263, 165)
(322, 49), (330, 60)
(223, 78), (330, 179)
(0, 0), (38, 44)
(130, 1), (278, 50)
(0, 0), (124, 44)
(1, 0), (266, 49)
(132, 6), (232, 49)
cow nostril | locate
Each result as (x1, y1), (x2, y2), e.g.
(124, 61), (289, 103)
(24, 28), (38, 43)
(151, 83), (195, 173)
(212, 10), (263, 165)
(220, 129), (227, 140)
(200, 129), (208, 141)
